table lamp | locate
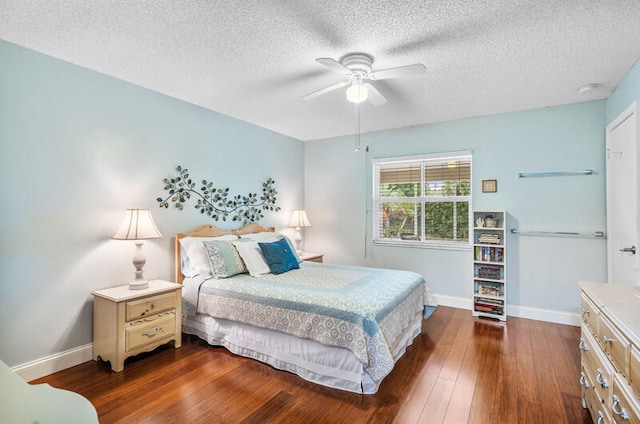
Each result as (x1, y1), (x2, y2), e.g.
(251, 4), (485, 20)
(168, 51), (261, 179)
(112, 209), (163, 290)
(288, 210), (311, 254)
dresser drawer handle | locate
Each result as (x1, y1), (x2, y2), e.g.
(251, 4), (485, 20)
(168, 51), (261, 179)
(603, 336), (613, 344)
(596, 369), (609, 388)
(579, 372), (589, 388)
(612, 395), (630, 420)
(597, 410), (604, 424)
(141, 326), (163, 337)
(582, 308), (590, 316)
(579, 338), (589, 351)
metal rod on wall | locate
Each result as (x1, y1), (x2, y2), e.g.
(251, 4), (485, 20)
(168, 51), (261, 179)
(517, 169), (594, 178)
(510, 228), (605, 238)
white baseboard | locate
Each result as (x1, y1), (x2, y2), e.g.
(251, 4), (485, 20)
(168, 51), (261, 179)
(11, 343), (93, 382)
(433, 294), (581, 327)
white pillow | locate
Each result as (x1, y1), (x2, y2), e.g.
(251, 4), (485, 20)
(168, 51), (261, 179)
(179, 245), (198, 278)
(239, 232), (302, 263)
(232, 240), (271, 277)
(180, 235), (239, 278)
(239, 231), (282, 241)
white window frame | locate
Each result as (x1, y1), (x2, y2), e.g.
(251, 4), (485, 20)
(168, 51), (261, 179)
(372, 150), (472, 251)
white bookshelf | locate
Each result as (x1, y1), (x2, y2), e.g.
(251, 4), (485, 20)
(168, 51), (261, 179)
(472, 210), (507, 321)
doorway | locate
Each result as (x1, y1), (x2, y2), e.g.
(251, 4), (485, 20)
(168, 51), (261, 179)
(606, 102), (639, 285)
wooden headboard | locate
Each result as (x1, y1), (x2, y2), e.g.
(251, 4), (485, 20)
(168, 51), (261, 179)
(174, 222), (274, 284)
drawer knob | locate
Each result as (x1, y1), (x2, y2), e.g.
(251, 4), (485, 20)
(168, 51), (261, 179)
(141, 326), (163, 337)
(151, 302), (158, 309)
(582, 308), (590, 316)
(579, 338), (589, 351)
(579, 372), (589, 388)
(612, 395), (630, 420)
(603, 336), (613, 344)
(596, 369), (609, 388)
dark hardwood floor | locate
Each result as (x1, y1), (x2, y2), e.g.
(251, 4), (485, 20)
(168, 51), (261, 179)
(32, 306), (591, 423)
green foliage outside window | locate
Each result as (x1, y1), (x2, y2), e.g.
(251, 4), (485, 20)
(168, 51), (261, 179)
(381, 181), (470, 241)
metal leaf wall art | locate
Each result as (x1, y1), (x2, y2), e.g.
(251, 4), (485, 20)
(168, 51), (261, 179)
(157, 165), (280, 223)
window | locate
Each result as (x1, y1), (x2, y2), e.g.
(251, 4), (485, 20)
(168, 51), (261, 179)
(372, 151), (472, 249)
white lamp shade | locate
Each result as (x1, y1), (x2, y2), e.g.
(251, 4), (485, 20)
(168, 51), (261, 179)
(288, 210), (311, 228)
(113, 209), (163, 240)
(346, 84), (368, 103)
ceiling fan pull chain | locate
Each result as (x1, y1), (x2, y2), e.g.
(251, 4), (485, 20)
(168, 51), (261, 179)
(355, 102), (361, 153)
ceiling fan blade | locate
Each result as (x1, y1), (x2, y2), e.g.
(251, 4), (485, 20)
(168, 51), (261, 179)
(362, 83), (387, 106)
(316, 57), (352, 75)
(369, 63), (426, 80)
(301, 80), (350, 100)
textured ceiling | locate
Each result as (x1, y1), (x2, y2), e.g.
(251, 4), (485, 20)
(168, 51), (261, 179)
(1, 1), (640, 141)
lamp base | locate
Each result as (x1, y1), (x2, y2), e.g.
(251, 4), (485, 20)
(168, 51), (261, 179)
(129, 242), (149, 290)
(128, 280), (149, 290)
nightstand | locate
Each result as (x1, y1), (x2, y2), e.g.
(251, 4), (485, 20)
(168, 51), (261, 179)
(300, 252), (323, 263)
(92, 280), (182, 372)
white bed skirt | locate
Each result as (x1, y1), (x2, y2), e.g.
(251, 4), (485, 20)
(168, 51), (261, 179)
(182, 310), (423, 394)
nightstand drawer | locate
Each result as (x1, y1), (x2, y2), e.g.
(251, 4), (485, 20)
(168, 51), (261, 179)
(126, 292), (177, 321)
(126, 311), (176, 351)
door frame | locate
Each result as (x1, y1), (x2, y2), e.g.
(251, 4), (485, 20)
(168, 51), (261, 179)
(606, 101), (639, 283)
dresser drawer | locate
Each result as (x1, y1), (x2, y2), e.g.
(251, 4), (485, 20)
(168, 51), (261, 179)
(125, 311), (176, 351)
(612, 374), (640, 423)
(582, 292), (600, 334)
(599, 314), (630, 377)
(583, 369), (613, 424)
(631, 345), (640, 400)
(126, 292), (177, 321)
(584, 327), (615, 407)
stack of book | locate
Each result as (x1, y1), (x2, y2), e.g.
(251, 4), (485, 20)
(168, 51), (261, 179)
(475, 281), (503, 296)
(478, 233), (501, 244)
(477, 265), (501, 280)
(474, 297), (504, 315)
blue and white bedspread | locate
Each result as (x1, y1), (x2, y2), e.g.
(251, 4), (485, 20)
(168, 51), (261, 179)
(183, 262), (437, 383)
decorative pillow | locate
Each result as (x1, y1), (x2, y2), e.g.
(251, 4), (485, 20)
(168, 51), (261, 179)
(258, 238), (300, 275)
(203, 240), (247, 278)
(180, 235), (239, 278)
(240, 232), (302, 263)
(232, 240), (271, 277)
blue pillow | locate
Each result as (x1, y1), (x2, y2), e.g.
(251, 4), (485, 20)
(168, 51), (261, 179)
(258, 238), (300, 275)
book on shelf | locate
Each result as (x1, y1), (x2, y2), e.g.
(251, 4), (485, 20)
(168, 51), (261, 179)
(474, 297), (505, 314)
(478, 237), (501, 245)
(474, 246), (504, 262)
(475, 280), (503, 296)
(476, 264), (502, 279)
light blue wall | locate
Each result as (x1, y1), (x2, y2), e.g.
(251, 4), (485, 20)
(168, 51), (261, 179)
(607, 59), (640, 122)
(305, 101), (608, 316)
(0, 40), (304, 367)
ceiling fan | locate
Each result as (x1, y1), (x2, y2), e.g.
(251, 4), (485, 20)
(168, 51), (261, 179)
(301, 52), (426, 106)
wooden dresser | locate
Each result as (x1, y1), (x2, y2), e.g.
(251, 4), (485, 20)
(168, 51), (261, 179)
(579, 281), (640, 423)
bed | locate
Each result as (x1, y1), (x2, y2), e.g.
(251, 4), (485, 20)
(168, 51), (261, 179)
(176, 223), (437, 394)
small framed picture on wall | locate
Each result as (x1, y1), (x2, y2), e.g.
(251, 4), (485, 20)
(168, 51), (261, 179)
(482, 179), (497, 193)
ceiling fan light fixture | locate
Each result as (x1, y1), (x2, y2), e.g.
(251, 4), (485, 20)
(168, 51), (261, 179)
(346, 84), (368, 103)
